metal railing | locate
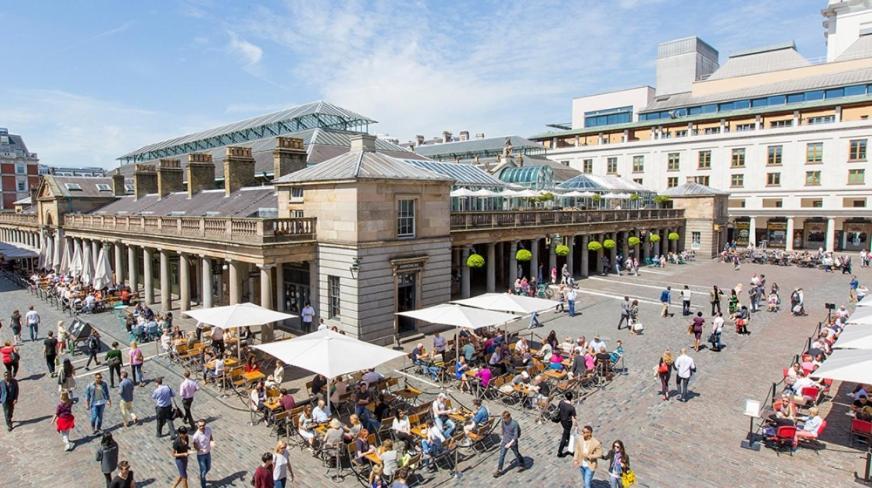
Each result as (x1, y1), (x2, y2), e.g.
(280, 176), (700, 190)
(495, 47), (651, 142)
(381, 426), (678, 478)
(63, 214), (316, 244)
(449, 208), (683, 231)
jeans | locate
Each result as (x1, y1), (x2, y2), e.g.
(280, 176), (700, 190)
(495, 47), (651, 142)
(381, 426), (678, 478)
(2, 401), (13, 428)
(497, 442), (523, 471)
(711, 332), (722, 350)
(558, 423), (572, 454)
(682, 301), (691, 315)
(274, 479), (286, 488)
(435, 417), (455, 437)
(90, 403), (105, 431)
(608, 473), (621, 488)
(711, 301), (721, 315)
(568, 300), (576, 317)
(617, 314), (629, 329)
(677, 376), (690, 401)
(28, 323), (38, 341)
(86, 351), (100, 368)
(46, 355), (57, 375)
(197, 453), (211, 488)
(131, 364), (143, 384)
(579, 465), (594, 488)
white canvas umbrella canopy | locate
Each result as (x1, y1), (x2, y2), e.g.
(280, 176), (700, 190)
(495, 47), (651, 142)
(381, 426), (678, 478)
(81, 243), (93, 286)
(93, 248), (113, 290)
(37, 238), (46, 269)
(453, 292), (560, 314)
(832, 324), (872, 350)
(514, 189), (539, 198)
(808, 349), (872, 383)
(59, 240), (71, 275)
(848, 306), (872, 325)
(470, 188), (498, 197)
(450, 188), (476, 197)
(182, 302), (297, 329)
(44, 238), (54, 270)
(70, 240), (83, 278)
(397, 304), (519, 330)
(857, 295), (872, 307)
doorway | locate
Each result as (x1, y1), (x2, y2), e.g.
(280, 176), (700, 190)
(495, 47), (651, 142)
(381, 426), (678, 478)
(397, 271), (417, 332)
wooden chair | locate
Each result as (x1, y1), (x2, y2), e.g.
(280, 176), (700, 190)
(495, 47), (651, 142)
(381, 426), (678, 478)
(271, 410), (292, 439)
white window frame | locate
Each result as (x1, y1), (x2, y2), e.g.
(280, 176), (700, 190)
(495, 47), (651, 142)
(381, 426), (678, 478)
(397, 198), (416, 239)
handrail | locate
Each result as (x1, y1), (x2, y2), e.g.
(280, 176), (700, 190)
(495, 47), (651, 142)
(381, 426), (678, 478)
(0, 212), (39, 226)
(449, 208), (683, 231)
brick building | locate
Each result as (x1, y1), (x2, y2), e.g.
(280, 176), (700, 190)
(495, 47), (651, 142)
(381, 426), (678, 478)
(0, 128), (40, 209)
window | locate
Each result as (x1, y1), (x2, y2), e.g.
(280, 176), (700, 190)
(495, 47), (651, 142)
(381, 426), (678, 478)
(292, 210), (304, 218)
(667, 153), (680, 171)
(849, 168), (866, 185)
(731, 148), (745, 168)
(730, 174), (744, 188)
(607, 157), (618, 174)
(703, 127), (720, 135)
(766, 172), (781, 186)
(14, 164), (25, 175)
(735, 123), (755, 132)
(632, 155), (644, 173)
(806, 115), (835, 125)
(64, 183), (82, 191)
(584, 106), (633, 127)
(583, 159), (593, 173)
(291, 187), (304, 198)
(666, 177), (678, 188)
(691, 232), (701, 250)
(95, 183), (111, 191)
(632, 178), (643, 185)
(770, 120), (792, 128)
(328, 276), (340, 319)
(697, 150), (711, 169)
(691, 175), (710, 186)
(806, 142), (823, 164)
(675, 130), (688, 138)
(767, 145), (782, 166)
(850, 139), (867, 161)
(805, 170), (821, 186)
(124, 184), (134, 193)
(397, 199), (416, 238)
(16, 180), (26, 192)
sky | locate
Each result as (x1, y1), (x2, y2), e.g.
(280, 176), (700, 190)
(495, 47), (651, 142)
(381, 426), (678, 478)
(0, 0), (827, 168)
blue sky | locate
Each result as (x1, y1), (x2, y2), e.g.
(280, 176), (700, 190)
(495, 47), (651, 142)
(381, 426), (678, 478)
(0, 0), (825, 167)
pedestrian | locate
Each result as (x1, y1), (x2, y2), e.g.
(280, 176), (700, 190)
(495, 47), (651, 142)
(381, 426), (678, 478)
(601, 440), (631, 488)
(192, 419), (214, 488)
(556, 392), (577, 457)
(656, 350), (673, 401)
(51, 391), (76, 451)
(572, 425), (603, 488)
(528, 310), (541, 329)
(493, 410), (526, 478)
(252, 452), (273, 488)
(674, 348), (696, 402)
(25, 305), (40, 341)
(0, 370), (19, 431)
(551, 265), (558, 284)
(180, 370), (199, 429)
(0, 341), (19, 377)
(617, 296), (630, 330)
(710, 285), (723, 315)
(690, 312), (704, 352)
(660, 286), (673, 318)
(105, 342), (123, 388)
(95, 432), (119, 488)
(9, 310), (22, 345)
(108, 460), (134, 488)
(567, 287), (578, 317)
(128, 341), (144, 386)
(85, 372), (111, 434)
(152, 376), (177, 439)
(710, 312), (725, 351)
(58, 357), (77, 401)
(850, 275), (860, 303)
(85, 329), (102, 370)
(301, 302), (315, 333)
(272, 439), (295, 488)
(681, 285), (691, 316)
(172, 426), (191, 488)
(118, 371), (138, 427)
(44, 331), (59, 377)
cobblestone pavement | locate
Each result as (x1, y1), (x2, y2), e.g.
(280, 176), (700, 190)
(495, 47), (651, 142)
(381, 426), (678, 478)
(0, 260), (869, 487)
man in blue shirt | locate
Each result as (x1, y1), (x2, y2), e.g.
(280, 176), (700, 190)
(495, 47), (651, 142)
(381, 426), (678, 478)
(151, 376), (177, 440)
(851, 275), (860, 302)
(660, 286), (672, 318)
(85, 372), (110, 434)
(118, 371), (137, 428)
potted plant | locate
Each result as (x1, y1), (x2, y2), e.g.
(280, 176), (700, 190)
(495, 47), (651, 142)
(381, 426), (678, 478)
(629, 193), (641, 202)
(628, 236), (641, 247)
(653, 195), (671, 208)
(668, 232), (680, 241)
(587, 240), (603, 252)
(648, 233), (661, 243)
(516, 249), (532, 262)
(466, 253), (485, 268)
(603, 239), (616, 250)
(555, 244), (570, 256)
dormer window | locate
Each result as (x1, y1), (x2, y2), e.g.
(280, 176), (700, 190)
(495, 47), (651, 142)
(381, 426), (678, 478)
(64, 183), (82, 191)
(96, 183), (111, 191)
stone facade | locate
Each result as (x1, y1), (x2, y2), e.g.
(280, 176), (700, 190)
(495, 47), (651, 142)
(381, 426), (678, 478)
(670, 193), (729, 258)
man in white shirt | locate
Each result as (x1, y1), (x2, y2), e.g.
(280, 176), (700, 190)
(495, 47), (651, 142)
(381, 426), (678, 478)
(567, 288), (578, 317)
(680, 285), (691, 316)
(192, 419), (214, 486)
(433, 332), (447, 354)
(25, 305), (40, 341)
(710, 313), (725, 351)
(673, 348), (696, 402)
(588, 336), (606, 354)
(301, 302), (315, 333)
(312, 399), (330, 423)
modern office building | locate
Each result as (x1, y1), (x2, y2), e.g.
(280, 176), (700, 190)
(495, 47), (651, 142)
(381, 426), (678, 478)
(0, 128), (41, 210)
(532, 0), (872, 252)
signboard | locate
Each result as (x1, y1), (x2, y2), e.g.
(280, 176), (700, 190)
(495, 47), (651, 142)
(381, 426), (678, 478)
(735, 220), (750, 246)
(766, 222), (787, 248)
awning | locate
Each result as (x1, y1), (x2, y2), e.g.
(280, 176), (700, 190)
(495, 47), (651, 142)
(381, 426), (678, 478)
(397, 303), (519, 330)
(848, 307), (872, 325)
(182, 302), (297, 328)
(452, 292), (559, 314)
(450, 188), (476, 197)
(833, 323), (872, 350)
(809, 348), (872, 384)
(0, 242), (38, 260)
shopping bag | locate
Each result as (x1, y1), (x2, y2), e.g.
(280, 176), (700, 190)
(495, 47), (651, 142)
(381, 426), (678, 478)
(566, 433), (575, 454)
(622, 469), (636, 487)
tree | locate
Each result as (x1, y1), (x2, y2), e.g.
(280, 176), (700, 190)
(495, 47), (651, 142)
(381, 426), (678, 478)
(653, 195), (671, 208)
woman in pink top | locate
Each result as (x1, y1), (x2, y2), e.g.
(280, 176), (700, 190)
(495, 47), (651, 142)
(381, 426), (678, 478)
(549, 352), (564, 370)
(129, 341), (144, 385)
(584, 352), (596, 372)
(475, 366), (492, 388)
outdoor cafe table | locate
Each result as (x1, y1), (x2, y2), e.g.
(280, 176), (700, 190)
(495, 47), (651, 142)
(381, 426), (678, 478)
(448, 409), (473, 424)
(243, 370), (266, 384)
(206, 358), (239, 370)
(544, 369), (567, 381)
(364, 452), (382, 465)
(411, 424), (429, 439)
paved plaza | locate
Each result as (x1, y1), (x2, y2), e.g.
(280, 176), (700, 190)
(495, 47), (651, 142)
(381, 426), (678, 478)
(0, 259), (869, 487)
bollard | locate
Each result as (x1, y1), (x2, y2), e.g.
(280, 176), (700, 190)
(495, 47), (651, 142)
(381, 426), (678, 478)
(771, 382), (777, 402)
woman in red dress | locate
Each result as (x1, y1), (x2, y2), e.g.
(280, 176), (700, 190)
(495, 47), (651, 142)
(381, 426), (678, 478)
(51, 391), (76, 451)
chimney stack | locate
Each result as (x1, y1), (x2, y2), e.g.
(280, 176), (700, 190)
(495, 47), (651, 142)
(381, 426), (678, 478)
(157, 159), (183, 198)
(186, 153), (215, 198)
(475, 132), (486, 139)
(111, 169), (126, 197)
(273, 137), (307, 181)
(133, 164), (158, 200)
(349, 134), (377, 153)
(442, 131), (452, 143)
(223, 146), (256, 196)
(459, 131), (469, 141)
(415, 135), (425, 146)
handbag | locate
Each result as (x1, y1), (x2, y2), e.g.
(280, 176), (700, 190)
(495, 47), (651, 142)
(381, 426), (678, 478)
(621, 469), (636, 487)
(172, 403), (184, 420)
(567, 433), (575, 454)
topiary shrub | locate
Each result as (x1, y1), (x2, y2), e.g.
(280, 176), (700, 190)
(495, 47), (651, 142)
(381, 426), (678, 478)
(555, 244), (570, 256)
(628, 236), (641, 247)
(466, 253), (485, 268)
(587, 240), (603, 252)
(516, 249), (532, 262)
(668, 232), (680, 241)
(648, 233), (661, 243)
(603, 239), (616, 250)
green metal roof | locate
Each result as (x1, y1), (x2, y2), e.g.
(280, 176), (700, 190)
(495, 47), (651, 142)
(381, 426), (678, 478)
(497, 166), (553, 190)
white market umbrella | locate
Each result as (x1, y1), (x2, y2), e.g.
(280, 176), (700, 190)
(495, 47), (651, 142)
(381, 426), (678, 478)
(44, 237), (54, 270)
(93, 248), (113, 290)
(602, 194), (623, 200)
(833, 324), (872, 350)
(397, 304), (519, 330)
(37, 238), (46, 269)
(183, 302), (297, 329)
(59, 240), (71, 275)
(470, 188), (498, 197)
(450, 188), (476, 197)
(453, 292), (560, 314)
(514, 189), (539, 198)
(809, 349), (872, 384)
(81, 243), (93, 286)
(253, 329), (407, 412)
(848, 307), (872, 325)
(562, 191), (587, 198)
(70, 240), (83, 278)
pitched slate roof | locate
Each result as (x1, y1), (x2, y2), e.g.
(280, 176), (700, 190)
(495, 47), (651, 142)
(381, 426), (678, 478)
(706, 42), (810, 81)
(44, 176), (126, 198)
(660, 182), (728, 197)
(91, 187), (276, 217)
(402, 159), (505, 188)
(275, 151), (452, 184)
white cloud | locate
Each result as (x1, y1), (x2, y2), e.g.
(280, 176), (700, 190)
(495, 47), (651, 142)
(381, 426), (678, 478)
(227, 31), (263, 67)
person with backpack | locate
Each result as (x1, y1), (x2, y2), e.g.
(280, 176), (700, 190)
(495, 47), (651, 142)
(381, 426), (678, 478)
(659, 286), (672, 318)
(0, 341), (19, 378)
(85, 330), (102, 370)
(556, 392), (577, 458)
(95, 432), (119, 488)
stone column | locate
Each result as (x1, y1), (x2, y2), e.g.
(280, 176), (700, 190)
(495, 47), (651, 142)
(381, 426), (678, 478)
(566, 235), (574, 277)
(621, 231), (629, 263)
(580, 235), (590, 278)
(508, 241), (518, 287)
(609, 232), (617, 265)
(486, 243), (496, 293)
(228, 260), (241, 305)
(160, 249), (171, 311)
(91, 240), (99, 268)
(548, 236), (557, 279)
(201, 256), (213, 308)
(530, 238), (539, 282)
(826, 218), (835, 253)
(260, 264), (275, 343)
(461, 248), (471, 298)
(308, 260), (319, 316)
(114, 242), (124, 285)
(143, 248), (154, 304)
(749, 217), (757, 248)
(127, 245), (138, 291)
(179, 252), (191, 311)
(275, 263), (285, 312)
(596, 233), (605, 274)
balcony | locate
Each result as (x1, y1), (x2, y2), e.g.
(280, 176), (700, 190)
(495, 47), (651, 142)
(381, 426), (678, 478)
(63, 214), (316, 245)
(450, 208), (683, 232)
(0, 212), (39, 227)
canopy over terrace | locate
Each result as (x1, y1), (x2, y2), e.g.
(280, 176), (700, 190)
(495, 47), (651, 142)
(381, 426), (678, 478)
(452, 292), (559, 315)
(810, 348), (872, 384)
(832, 323), (872, 350)
(0, 242), (38, 260)
(397, 303), (520, 330)
(182, 302), (297, 329)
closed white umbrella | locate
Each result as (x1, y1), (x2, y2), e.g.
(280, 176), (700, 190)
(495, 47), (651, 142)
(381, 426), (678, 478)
(182, 302), (297, 329)
(450, 188), (476, 197)
(397, 304), (519, 330)
(37, 237), (46, 269)
(59, 240), (71, 275)
(452, 292), (560, 314)
(93, 248), (113, 290)
(809, 349), (872, 383)
(70, 240), (83, 278)
(81, 243), (93, 286)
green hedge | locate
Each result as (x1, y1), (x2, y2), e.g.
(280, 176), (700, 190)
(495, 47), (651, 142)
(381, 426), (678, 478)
(603, 239), (616, 249)
(628, 236), (641, 246)
(668, 232), (680, 241)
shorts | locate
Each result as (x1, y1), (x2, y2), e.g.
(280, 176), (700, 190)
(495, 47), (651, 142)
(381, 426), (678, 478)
(175, 457), (188, 478)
